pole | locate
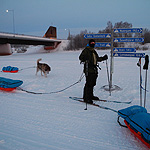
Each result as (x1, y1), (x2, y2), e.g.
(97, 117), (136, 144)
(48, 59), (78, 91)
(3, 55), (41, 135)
(144, 70), (147, 108)
(84, 60), (88, 110)
(106, 59), (111, 95)
(137, 57), (142, 106)
(12, 10), (15, 34)
(109, 28), (114, 95)
(6, 9), (15, 34)
(139, 58), (142, 106)
(143, 55), (149, 108)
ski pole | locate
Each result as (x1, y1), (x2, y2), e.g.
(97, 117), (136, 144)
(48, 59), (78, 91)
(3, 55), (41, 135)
(84, 60), (88, 110)
(144, 70), (148, 108)
(106, 59), (111, 96)
(143, 55), (149, 108)
(137, 57), (142, 106)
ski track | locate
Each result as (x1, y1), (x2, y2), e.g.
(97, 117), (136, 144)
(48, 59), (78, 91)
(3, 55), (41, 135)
(0, 47), (150, 150)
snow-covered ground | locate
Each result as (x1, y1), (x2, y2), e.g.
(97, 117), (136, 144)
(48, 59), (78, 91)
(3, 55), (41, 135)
(0, 44), (150, 150)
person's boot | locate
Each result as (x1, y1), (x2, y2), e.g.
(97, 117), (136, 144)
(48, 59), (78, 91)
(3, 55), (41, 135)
(92, 96), (99, 100)
(84, 98), (93, 104)
(87, 99), (93, 104)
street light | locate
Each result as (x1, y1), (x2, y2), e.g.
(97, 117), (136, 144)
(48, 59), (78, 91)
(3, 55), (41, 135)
(65, 29), (71, 40)
(6, 9), (15, 34)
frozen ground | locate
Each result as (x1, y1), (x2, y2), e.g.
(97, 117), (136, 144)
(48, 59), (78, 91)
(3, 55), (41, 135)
(0, 44), (150, 150)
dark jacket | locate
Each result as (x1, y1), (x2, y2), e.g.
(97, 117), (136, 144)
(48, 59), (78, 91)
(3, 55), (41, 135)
(79, 46), (104, 74)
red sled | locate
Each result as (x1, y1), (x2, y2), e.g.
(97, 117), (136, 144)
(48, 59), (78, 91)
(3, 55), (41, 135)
(124, 120), (150, 148)
(0, 77), (23, 92)
(0, 87), (17, 91)
(118, 105), (150, 149)
(2, 66), (19, 73)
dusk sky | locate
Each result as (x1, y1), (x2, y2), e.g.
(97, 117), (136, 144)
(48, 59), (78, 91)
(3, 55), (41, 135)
(0, 0), (150, 39)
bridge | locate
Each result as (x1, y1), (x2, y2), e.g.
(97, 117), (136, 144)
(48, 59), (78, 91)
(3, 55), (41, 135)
(0, 26), (61, 55)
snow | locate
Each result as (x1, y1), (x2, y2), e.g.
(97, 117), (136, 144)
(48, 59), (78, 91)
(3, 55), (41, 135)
(0, 32), (61, 42)
(0, 43), (150, 150)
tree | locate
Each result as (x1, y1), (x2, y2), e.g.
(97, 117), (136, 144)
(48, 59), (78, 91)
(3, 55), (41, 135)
(66, 30), (88, 50)
(105, 21), (113, 33)
(142, 28), (150, 44)
(114, 21), (132, 37)
(66, 21), (150, 50)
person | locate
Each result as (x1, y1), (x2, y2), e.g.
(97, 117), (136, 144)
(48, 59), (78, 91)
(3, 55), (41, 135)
(79, 39), (108, 104)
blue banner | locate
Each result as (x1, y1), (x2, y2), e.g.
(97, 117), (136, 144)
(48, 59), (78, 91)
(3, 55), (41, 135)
(114, 28), (143, 33)
(113, 38), (144, 43)
(84, 34), (111, 39)
(113, 48), (136, 52)
(113, 52), (145, 58)
(95, 43), (111, 47)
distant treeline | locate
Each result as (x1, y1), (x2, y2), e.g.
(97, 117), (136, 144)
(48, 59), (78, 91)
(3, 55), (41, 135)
(66, 21), (150, 50)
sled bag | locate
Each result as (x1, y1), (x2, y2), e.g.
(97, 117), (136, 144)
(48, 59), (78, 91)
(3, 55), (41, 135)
(0, 77), (23, 91)
(118, 105), (150, 147)
(2, 66), (19, 73)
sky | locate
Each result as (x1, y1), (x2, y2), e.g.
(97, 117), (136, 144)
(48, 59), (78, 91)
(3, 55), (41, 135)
(0, 0), (150, 39)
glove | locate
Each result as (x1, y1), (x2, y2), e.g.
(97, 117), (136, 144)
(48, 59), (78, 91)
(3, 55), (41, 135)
(102, 54), (108, 60)
(80, 59), (89, 64)
(143, 55), (149, 70)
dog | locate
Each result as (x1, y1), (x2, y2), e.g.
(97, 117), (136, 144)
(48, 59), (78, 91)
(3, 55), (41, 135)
(36, 58), (51, 77)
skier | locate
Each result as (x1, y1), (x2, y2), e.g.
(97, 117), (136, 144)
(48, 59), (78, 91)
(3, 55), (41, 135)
(79, 39), (108, 104)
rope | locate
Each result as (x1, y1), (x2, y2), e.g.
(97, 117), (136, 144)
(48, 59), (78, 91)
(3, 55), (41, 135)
(0, 66), (36, 73)
(19, 66), (36, 71)
(117, 116), (128, 128)
(99, 105), (118, 113)
(17, 72), (85, 94)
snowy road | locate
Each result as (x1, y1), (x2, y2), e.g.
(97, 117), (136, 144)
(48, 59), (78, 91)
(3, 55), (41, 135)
(0, 46), (150, 150)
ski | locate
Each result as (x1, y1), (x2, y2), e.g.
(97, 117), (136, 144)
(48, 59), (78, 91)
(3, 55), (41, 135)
(69, 97), (118, 113)
(69, 97), (132, 104)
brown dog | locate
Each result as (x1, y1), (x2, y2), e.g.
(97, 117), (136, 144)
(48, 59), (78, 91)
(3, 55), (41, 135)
(36, 58), (51, 77)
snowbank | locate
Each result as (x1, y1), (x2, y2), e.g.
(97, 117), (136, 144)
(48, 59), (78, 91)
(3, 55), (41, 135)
(0, 47), (150, 150)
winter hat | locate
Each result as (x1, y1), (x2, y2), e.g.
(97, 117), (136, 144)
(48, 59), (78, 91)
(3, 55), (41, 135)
(89, 39), (95, 44)
(89, 39), (95, 48)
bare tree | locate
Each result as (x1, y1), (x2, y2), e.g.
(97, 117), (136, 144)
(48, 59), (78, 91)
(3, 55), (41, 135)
(66, 21), (149, 50)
